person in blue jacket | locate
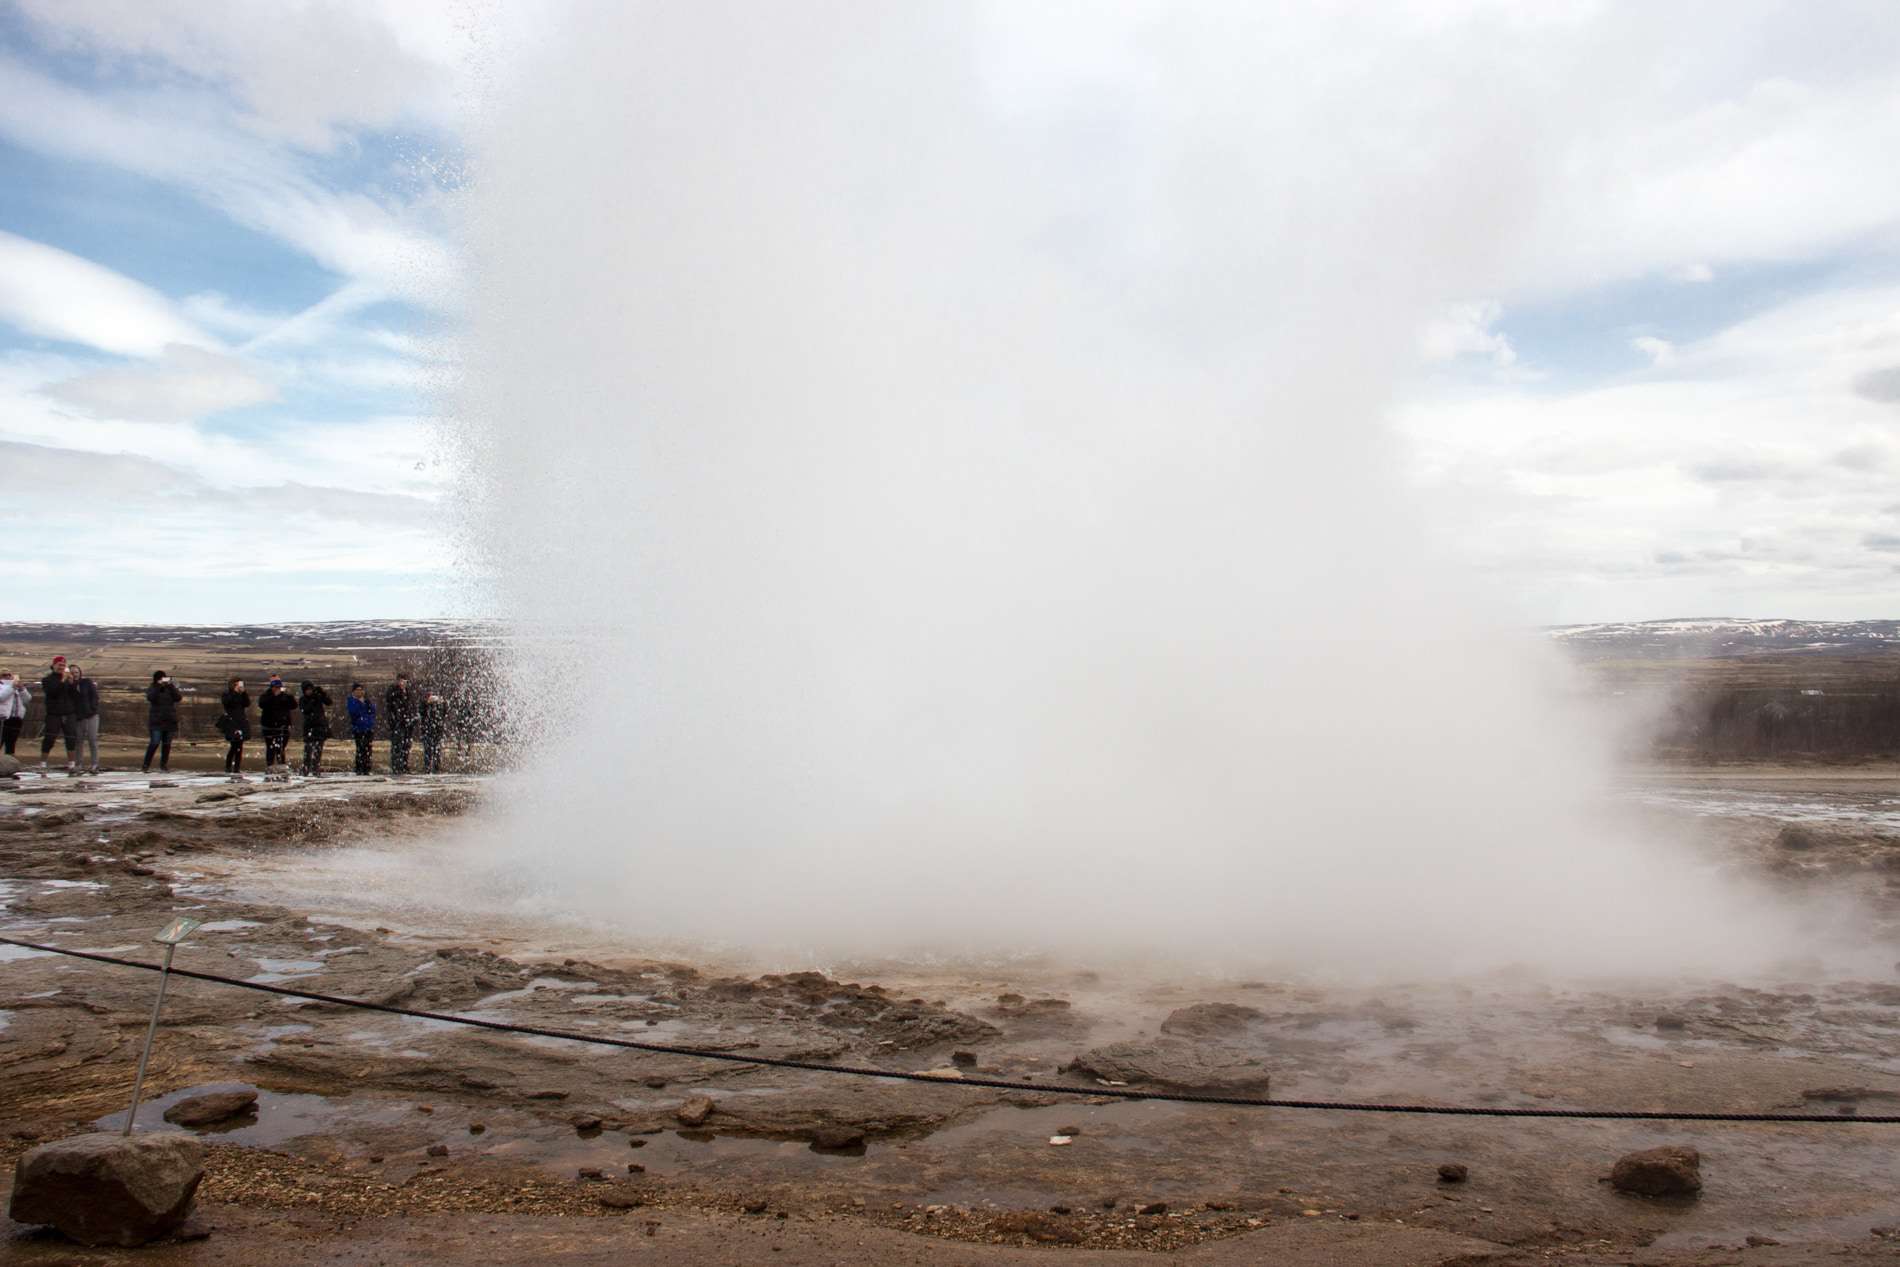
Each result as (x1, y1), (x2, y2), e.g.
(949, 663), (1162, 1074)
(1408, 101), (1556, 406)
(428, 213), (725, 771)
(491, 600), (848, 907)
(346, 682), (377, 775)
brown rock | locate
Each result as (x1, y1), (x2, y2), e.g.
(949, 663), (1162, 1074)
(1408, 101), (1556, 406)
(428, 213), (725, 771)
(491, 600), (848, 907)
(1437, 1163), (1468, 1183)
(8, 1132), (204, 1247)
(676, 1095), (715, 1127)
(425, 1144), (450, 1158)
(1609, 1145), (1701, 1197)
(162, 1090), (258, 1128)
(1158, 1002), (1266, 1038)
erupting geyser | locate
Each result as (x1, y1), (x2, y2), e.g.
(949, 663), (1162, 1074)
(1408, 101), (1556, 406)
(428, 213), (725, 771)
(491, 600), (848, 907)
(448, 4), (1853, 977)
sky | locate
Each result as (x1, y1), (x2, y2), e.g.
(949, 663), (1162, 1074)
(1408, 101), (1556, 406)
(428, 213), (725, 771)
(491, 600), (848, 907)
(2, 1), (1898, 624)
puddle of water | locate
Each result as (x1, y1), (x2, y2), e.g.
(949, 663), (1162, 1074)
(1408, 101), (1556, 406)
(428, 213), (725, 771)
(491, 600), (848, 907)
(41, 880), (105, 891)
(0, 945), (53, 962)
(94, 1085), (868, 1180)
(199, 919), (264, 933)
(249, 958), (324, 983)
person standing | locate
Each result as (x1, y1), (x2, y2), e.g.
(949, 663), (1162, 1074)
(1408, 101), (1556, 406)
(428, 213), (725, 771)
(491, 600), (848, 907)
(299, 680), (333, 776)
(220, 677), (251, 776)
(0, 670), (28, 756)
(384, 674), (416, 775)
(347, 683), (376, 775)
(143, 671), (182, 773)
(39, 655), (76, 772)
(257, 676), (297, 774)
(69, 663), (101, 774)
(418, 691), (447, 774)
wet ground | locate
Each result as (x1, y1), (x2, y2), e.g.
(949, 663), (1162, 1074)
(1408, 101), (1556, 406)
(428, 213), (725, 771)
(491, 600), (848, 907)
(3, 766), (1900, 1264)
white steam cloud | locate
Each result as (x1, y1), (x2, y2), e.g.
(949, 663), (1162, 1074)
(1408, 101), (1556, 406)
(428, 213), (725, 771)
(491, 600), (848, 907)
(448, 3), (1859, 979)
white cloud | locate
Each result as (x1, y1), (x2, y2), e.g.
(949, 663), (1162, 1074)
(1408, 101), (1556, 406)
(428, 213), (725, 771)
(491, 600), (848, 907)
(11, 0), (473, 152)
(1418, 300), (1517, 368)
(0, 55), (460, 310)
(1672, 262), (1715, 283)
(43, 344), (278, 423)
(1397, 283), (1900, 618)
(1630, 335), (1676, 368)
(0, 229), (211, 356)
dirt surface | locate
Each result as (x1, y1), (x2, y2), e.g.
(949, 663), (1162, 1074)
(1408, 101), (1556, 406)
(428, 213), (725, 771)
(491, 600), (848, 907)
(4, 768), (1900, 1264)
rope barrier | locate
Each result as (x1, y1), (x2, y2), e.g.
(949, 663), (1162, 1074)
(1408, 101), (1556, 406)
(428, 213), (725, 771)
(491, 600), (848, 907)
(5, 935), (1898, 1124)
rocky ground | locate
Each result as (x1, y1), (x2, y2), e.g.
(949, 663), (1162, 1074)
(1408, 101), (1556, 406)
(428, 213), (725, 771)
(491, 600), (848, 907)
(3, 768), (1900, 1264)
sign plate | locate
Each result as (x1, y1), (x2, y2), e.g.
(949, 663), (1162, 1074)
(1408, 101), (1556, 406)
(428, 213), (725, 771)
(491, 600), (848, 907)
(152, 917), (202, 946)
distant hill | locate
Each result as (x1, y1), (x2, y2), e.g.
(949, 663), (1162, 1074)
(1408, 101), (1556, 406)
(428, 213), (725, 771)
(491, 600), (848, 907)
(0, 620), (500, 650)
(1545, 618), (1900, 660)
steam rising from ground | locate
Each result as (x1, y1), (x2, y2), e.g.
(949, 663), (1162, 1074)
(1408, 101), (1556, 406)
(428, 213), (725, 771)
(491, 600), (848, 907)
(451, 4), (1859, 978)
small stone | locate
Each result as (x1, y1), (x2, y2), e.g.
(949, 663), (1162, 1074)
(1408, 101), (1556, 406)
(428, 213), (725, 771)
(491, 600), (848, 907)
(1609, 1145), (1701, 1197)
(425, 1144), (449, 1158)
(1048, 1204), (1071, 1214)
(1137, 1201), (1169, 1215)
(415, 1104), (434, 1114)
(598, 1188), (643, 1210)
(676, 1096), (715, 1127)
(571, 1114), (604, 1133)
(8, 1132), (205, 1247)
(743, 1200), (769, 1214)
(577, 1167), (605, 1181)
(1055, 1125), (1081, 1137)
(629, 1138), (647, 1148)
(1437, 1163), (1468, 1183)
(162, 1090), (258, 1128)
(525, 1089), (569, 1101)
(627, 1163), (645, 1174)
(1654, 1014), (1687, 1031)
(460, 1075), (501, 1090)
(468, 1123), (486, 1135)
(951, 1051), (978, 1067)
(1048, 1136), (1072, 1146)
(642, 1077), (667, 1088)
(367, 1155), (384, 1164)
(1100, 1195), (1118, 1209)
(1745, 1235), (1781, 1247)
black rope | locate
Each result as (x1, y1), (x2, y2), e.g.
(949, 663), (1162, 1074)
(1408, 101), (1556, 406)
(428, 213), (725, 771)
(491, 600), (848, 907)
(5, 935), (1898, 1124)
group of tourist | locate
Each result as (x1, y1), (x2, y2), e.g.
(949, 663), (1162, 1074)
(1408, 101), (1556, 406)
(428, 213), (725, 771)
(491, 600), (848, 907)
(0, 656), (453, 780)
(0, 657), (101, 771)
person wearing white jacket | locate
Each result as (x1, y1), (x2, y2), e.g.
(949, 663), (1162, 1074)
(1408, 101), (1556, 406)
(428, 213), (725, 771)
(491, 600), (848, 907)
(0, 671), (27, 756)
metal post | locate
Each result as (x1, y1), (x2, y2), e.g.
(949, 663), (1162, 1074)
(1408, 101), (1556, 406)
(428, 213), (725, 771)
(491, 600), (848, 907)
(124, 942), (177, 1136)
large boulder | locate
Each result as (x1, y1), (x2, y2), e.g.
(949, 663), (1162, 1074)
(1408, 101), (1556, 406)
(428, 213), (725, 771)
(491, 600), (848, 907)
(1158, 1002), (1265, 1039)
(9, 1131), (205, 1246)
(1062, 1040), (1271, 1094)
(1609, 1145), (1702, 1197)
(0, 753), (20, 777)
(163, 1088), (258, 1128)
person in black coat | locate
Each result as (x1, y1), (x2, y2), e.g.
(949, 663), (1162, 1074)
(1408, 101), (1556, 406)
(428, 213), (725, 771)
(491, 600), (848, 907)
(143, 670), (183, 774)
(39, 655), (76, 771)
(220, 677), (252, 775)
(384, 674), (416, 775)
(299, 681), (333, 776)
(257, 676), (298, 772)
